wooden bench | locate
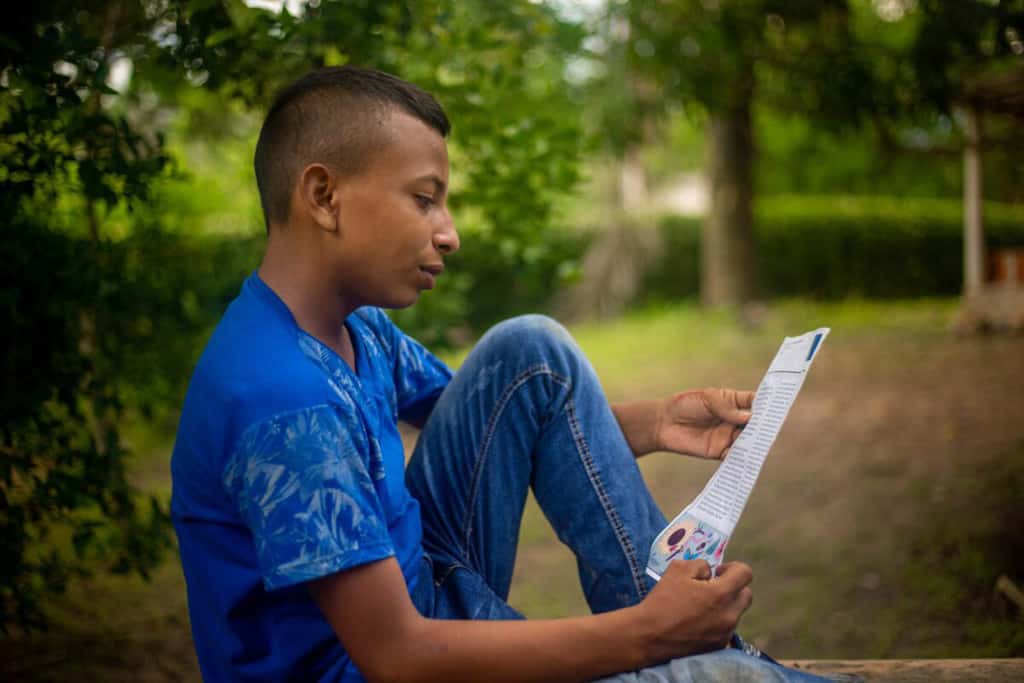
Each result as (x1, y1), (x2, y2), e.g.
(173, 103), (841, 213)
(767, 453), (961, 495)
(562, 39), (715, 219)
(784, 659), (1024, 682)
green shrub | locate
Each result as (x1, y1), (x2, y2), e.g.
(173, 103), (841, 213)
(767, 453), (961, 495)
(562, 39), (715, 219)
(644, 196), (1024, 302)
(0, 221), (263, 632)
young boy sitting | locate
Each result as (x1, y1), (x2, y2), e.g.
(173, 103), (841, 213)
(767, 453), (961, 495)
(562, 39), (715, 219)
(171, 66), (835, 682)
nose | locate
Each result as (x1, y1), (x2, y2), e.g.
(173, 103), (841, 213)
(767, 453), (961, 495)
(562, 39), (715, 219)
(433, 209), (460, 255)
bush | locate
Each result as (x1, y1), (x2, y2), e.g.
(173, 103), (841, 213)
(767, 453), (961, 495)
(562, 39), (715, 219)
(642, 196), (1024, 302)
(0, 220), (269, 632)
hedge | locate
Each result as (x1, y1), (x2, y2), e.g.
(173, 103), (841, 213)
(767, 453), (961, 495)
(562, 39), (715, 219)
(641, 196), (1024, 303)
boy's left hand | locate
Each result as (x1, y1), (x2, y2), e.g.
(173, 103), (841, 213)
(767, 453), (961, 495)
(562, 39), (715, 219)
(656, 388), (754, 460)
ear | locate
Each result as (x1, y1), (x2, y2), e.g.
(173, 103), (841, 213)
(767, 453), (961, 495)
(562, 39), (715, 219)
(297, 163), (341, 233)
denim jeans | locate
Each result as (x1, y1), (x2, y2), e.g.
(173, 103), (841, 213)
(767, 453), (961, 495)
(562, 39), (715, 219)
(405, 315), (834, 682)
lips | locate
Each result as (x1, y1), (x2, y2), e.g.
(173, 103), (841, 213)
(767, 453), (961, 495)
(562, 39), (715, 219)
(418, 263), (444, 289)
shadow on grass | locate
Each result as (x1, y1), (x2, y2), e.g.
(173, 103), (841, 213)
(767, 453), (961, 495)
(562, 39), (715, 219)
(893, 441), (1024, 657)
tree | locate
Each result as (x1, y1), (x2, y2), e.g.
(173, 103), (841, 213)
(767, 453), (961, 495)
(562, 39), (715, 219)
(1, 0), (181, 632)
(627, 0), (877, 306)
(1, 0), (585, 632)
(564, 3), (662, 320)
(627, 0), (1023, 307)
(909, 0), (1024, 118)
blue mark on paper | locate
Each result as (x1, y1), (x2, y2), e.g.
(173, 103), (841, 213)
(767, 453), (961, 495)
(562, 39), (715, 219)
(806, 332), (823, 361)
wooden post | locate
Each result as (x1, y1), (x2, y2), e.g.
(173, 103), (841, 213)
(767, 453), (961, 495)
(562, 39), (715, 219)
(963, 105), (985, 297)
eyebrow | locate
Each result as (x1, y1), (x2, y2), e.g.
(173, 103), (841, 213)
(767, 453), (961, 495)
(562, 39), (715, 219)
(415, 174), (447, 194)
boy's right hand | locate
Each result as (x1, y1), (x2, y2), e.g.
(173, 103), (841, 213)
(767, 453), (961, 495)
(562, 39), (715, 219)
(636, 559), (753, 662)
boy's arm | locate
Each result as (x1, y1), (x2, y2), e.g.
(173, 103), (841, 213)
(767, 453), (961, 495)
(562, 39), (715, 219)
(612, 389), (753, 459)
(308, 556), (753, 683)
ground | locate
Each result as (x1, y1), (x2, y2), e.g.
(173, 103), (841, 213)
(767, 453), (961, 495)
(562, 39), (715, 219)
(4, 299), (1024, 681)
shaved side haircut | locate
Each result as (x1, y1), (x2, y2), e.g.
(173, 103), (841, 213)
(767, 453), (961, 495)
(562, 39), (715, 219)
(254, 66), (450, 230)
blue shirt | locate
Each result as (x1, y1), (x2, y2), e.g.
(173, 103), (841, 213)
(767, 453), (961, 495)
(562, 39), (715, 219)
(171, 274), (452, 682)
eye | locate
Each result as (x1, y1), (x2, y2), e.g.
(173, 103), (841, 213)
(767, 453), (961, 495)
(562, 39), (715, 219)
(414, 194), (435, 211)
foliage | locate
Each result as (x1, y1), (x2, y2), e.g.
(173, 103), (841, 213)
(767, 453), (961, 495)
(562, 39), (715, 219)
(153, 0), (586, 260)
(627, 0), (875, 125)
(1, 1), (178, 632)
(641, 197), (1024, 303)
(625, 0), (1023, 167)
(909, 0), (1024, 115)
(148, 0), (590, 342)
(0, 0), (585, 632)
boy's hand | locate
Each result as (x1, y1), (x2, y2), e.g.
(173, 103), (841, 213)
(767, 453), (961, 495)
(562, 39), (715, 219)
(637, 559), (753, 661)
(656, 389), (753, 460)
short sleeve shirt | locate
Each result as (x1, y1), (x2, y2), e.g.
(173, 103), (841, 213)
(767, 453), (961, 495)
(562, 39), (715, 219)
(171, 274), (451, 682)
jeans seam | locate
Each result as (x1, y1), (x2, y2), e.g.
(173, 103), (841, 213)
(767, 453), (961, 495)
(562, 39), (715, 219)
(564, 399), (648, 602)
(462, 362), (647, 604)
(460, 365), (558, 559)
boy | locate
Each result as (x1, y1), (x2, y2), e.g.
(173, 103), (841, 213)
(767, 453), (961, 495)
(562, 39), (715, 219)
(171, 66), (833, 682)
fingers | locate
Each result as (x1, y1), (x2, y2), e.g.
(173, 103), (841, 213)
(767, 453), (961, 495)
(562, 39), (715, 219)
(735, 390), (754, 411)
(708, 422), (745, 460)
(644, 558), (754, 659)
(713, 561), (753, 591)
(709, 388), (754, 426)
(665, 558), (713, 581)
(737, 586), (753, 613)
(714, 563), (754, 633)
(663, 559), (753, 590)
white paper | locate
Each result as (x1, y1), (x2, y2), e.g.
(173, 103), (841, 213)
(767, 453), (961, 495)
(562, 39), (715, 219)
(646, 327), (830, 581)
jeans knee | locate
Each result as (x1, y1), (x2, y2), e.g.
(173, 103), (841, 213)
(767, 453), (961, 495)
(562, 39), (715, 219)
(488, 314), (570, 340)
(479, 315), (583, 376)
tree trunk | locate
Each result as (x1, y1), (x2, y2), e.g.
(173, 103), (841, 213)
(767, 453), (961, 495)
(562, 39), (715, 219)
(564, 144), (656, 321)
(702, 94), (755, 307)
(619, 144), (648, 212)
(962, 105), (985, 297)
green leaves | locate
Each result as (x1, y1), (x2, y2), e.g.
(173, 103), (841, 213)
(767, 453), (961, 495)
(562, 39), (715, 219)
(1, 0), (589, 632)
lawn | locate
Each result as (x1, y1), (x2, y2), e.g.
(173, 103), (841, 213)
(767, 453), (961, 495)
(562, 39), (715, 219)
(5, 298), (1024, 681)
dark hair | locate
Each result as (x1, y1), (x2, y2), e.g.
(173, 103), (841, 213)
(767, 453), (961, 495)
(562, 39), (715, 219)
(254, 66), (450, 230)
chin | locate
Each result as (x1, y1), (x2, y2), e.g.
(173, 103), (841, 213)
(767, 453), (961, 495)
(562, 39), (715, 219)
(380, 291), (420, 310)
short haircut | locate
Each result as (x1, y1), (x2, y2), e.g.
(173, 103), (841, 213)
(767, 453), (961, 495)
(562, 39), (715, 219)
(254, 66), (450, 230)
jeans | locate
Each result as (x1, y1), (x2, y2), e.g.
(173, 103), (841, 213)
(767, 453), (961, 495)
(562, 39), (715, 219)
(405, 315), (834, 682)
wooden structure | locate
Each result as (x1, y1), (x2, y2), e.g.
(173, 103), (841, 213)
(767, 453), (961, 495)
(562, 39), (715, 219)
(956, 67), (1024, 332)
(786, 659), (1024, 682)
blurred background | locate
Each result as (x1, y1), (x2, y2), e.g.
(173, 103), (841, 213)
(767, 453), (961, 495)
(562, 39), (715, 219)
(2, 0), (1023, 679)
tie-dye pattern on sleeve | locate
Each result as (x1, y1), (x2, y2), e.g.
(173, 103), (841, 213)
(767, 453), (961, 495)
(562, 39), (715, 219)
(222, 404), (395, 590)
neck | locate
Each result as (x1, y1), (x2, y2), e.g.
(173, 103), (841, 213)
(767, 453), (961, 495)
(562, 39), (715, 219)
(258, 226), (356, 354)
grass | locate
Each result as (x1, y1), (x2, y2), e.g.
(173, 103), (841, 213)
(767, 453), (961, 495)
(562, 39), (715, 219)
(5, 297), (1023, 681)
(895, 447), (1024, 657)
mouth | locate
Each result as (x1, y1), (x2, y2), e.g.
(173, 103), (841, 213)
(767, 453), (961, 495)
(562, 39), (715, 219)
(418, 263), (444, 289)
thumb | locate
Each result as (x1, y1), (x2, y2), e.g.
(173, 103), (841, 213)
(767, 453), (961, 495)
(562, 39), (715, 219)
(716, 390), (753, 425)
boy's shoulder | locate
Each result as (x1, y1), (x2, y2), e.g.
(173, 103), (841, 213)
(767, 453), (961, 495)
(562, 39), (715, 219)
(178, 279), (410, 447)
(178, 277), (334, 448)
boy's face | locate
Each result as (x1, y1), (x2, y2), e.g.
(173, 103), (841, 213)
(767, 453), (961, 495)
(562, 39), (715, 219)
(330, 110), (458, 309)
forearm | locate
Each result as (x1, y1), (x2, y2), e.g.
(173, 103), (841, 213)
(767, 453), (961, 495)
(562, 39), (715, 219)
(611, 399), (663, 457)
(388, 608), (652, 683)
(311, 558), (750, 683)
(312, 559), (657, 683)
